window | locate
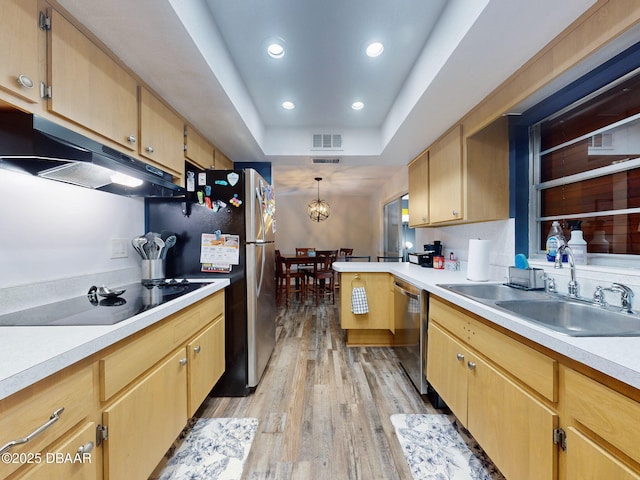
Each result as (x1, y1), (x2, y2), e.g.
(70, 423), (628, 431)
(530, 67), (640, 258)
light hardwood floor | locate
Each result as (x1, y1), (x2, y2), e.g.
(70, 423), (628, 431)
(196, 301), (443, 479)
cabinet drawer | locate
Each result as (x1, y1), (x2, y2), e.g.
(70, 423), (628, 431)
(100, 292), (223, 401)
(564, 367), (640, 464)
(19, 422), (100, 480)
(0, 365), (94, 479)
(430, 296), (557, 402)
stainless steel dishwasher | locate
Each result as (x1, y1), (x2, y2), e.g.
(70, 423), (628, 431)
(393, 278), (428, 394)
(393, 277), (445, 407)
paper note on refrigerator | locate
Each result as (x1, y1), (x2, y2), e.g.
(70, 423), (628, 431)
(200, 233), (240, 265)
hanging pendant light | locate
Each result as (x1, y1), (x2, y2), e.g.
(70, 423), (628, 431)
(307, 177), (330, 222)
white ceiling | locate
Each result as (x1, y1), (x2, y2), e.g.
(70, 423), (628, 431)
(56, 0), (601, 196)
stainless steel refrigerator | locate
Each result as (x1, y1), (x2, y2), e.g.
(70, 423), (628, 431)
(146, 168), (276, 396)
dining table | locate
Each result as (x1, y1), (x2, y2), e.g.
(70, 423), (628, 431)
(279, 253), (342, 307)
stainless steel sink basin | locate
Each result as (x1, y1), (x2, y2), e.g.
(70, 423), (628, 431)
(495, 299), (640, 337)
(441, 283), (547, 301)
(440, 283), (640, 337)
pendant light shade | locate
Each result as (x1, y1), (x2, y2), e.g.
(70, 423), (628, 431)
(308, 177), (330, 222)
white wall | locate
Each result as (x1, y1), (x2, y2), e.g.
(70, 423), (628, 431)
(0, 170), (144, 293)
(274, 192), (376, 257)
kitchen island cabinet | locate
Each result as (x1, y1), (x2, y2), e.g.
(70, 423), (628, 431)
(0, 0), (44, 105)
(47, 8), (139, 153)
(339, 272), (394, 346)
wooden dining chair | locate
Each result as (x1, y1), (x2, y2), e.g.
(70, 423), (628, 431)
(344, 255), (371, 262)
(276, 250), (305, 306)
(305, 250), (338, 306)
(339, 248), (353, 257)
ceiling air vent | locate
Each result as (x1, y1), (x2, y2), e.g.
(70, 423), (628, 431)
(312, 133), (342, 150)
(312, 158), (341, 164)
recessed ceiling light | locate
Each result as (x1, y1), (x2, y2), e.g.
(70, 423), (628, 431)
(351, 101), (364, 111)
(267, 42), (285, 58)
(366, 42), (384, 58)
(282, 101), (295, 110)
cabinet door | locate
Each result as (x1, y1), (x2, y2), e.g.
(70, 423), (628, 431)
(566, 427), (640, 480)
(48, 9), (138, 150)
(429, 125), (462, 223)
(185, 125), (214, 170)
(339, 273), (393, 331)
(408, 151), (429, 227)
(139, 87), (185, 176)
(102, 349), (188, 480)
(214, 148), (233, 169)
(0, 0), (42, 104)
(426, 323), (469, 425)
(467, 353), (558, 480)
(187, 316), (225, 416)
(20, 422), (100, 480)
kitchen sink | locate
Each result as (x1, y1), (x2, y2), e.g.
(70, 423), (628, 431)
(439, 283), (640, 337)
(495, 299), (640, 337)
(440, 283), (547, 301)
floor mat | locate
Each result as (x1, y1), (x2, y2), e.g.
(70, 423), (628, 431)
(391, 414), (505, 480)
(150, 417), (258, 480)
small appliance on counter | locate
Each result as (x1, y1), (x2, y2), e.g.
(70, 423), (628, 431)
(408, 241), (443, 268)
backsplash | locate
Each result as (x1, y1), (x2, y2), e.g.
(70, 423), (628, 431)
(0, 169), (144, 305)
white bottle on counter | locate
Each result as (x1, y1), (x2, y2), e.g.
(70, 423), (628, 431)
(567, 221), (587, 265)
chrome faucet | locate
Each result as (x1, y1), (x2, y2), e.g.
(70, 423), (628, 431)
(594, 283), (635, 314)
(554, 243), (579, 297)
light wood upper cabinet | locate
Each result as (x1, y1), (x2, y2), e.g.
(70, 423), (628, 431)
(0, 0), (43, 104)
(214, 147), (233, 170)
(429, 125), (463, 224)
(139, 86), (185, 177)
(408, 150), (429, 227)
(48, 9), (138, 151)
(185, 124), (214, 170)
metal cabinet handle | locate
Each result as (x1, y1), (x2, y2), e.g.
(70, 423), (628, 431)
(0, 408), (65, 454)
(193, 345), (201, 354)
(146, 146), (154, 153)
(179, 357), (188, 366)
(17, 74), (34, 89)
(127, 135), (137, 144)
(77, 441), (94, 454)
(452, 210), (459, 216)
(467, 361), (476, 370)
(456, 353), (465, 361)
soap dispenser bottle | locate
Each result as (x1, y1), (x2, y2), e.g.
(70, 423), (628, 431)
(545, 221), (566, 262)
(567, 220), (587, 265)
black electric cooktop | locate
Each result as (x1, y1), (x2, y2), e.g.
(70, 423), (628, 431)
(0, 280), (211, 326)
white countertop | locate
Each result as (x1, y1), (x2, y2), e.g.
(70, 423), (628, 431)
(334, 261), (640, 391)
(0, 279), (229, 401)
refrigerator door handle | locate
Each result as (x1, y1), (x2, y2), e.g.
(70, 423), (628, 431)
(255, 186), (266, 243)
(256, 243), (266, 297)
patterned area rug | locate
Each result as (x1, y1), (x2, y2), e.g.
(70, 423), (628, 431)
(391, 414), (505, 480)
(149, 417), (258, 480)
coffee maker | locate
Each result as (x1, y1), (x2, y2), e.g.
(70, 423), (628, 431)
(408, 241), (442, 267)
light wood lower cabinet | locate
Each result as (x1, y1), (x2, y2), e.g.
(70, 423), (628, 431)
(187, 315), (225, 416)
(103, 349), (188, 480)
(339, 272), (394, 345)
(19, 421), (101, 480)
(561, 367), (640, 479)
(427, 296), (558, 480)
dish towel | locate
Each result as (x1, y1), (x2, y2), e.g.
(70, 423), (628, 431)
(351, 286), (369, 314)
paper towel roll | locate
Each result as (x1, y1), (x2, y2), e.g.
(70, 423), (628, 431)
(467, 239), (491, 281)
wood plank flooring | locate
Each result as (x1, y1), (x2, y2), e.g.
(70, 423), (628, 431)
(196, 300), (444, 479)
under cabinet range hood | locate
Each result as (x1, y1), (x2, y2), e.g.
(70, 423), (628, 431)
(0, 112), (185, 197)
